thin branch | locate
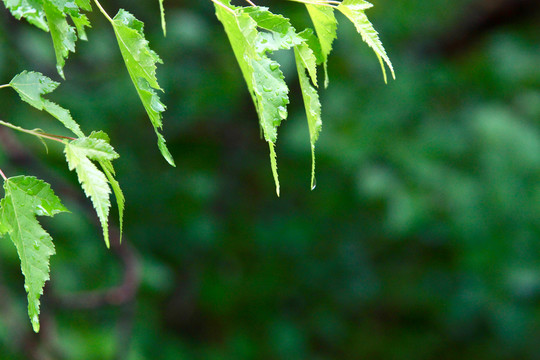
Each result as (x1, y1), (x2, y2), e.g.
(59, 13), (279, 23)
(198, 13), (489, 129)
(0, 167), (7, 181)
(0, 120), (74, 143)
(0, 84), (10, 90)
(245, 0), (256, 6)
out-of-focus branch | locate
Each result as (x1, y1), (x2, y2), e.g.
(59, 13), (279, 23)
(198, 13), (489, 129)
(420, 0), (540, 58)
(53, 232), (140, 309)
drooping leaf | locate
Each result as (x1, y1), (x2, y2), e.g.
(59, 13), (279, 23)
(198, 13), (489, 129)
(2, 0), (48, 31)
(89, 131), (124, 240)
(0, 176), (67, 332)
(294, 32), (322, 189)
(70, 12), (91, 41)
(159, 0), (166, 36)
(42, 1), (77, 79)
(110, 9), (175, 166)
(9, 71), (84, 137)
(215, 2), (304, 194)
(336, 0), (395, 82)
(294, 29), (319, 86)
(64, 137), (119, 247)
(304, 3), (337, 87)
(3, 0), (90, 77)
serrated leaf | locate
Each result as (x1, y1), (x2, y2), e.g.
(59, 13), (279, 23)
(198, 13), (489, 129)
(89, 131), (124, 241)
(70, 12), (91, 41)
(0, 176), (67, 332)
(294, 40), (322, 190)
(336, 0), (395, 82)
(64, 137), (119, 247)
(42, 1), (77, 79)
(10, 71), (84, 137)
(110, 9), (175, 166)
(2, 0), (48, 31)
(215, 2), (306, 194)
(75, 0), (91, 12)
(159, 0), (166, 36)
(295, 29), (319, 87)
(305, 3), (337, 87)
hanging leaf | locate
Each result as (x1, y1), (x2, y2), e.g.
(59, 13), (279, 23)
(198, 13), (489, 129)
(336, 0), (395, 82)
(2, 0), (48, 31)
(89, 131), (124, 240)
(9, 71), (84, 137)
(294, 30), (322, 190)
(0, 176), (68, 332)
(304, 3), (337, 87)
(110, 9), (175, 166)
(64, 137), (120, 248)
(215, 2), (305, 195)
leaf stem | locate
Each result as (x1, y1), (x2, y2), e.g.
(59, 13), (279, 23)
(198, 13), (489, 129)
(0, 167), (7, 181)
(93, 0), (114, 23)
(0, 120), (75, 144)
(211, 0), (235, 14)
(245, 0), (256, 6)
(0, 84), (10, 90)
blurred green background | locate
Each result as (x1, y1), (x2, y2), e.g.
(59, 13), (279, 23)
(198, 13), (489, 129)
(1, 0), (540, 359)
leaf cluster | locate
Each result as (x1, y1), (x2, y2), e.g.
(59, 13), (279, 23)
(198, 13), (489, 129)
(214, 0), (394, 194)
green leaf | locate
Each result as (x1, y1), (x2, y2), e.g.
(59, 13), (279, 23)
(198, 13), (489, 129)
(64, 137), (119, 247)
(0, 176), (67, 332)
(295, 29), (319, 87)
(2, 0), (48, 31)
(70, 12), (91, 41)
(89, 131), (124, 241)
(159, 0), (166, 36)
(111, 9), (175, 166)
(336, 0), (395, 82)
(304, 3), (337, 87)
(295, 36), (322, 190)
(215, 2), (305, 194)
(10, 71), (84, 137)
(42, 1), (77, 79)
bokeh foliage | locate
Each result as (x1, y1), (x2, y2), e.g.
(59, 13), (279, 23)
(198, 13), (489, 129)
(1, 0), (540, 358)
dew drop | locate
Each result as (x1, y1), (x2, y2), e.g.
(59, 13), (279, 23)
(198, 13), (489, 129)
(269, 63), (279, 71)
(311, 177), (317, 191)
(263, 85), (272, 92)
(277, 106), (287, 119)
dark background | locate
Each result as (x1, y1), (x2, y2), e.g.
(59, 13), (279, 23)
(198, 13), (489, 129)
(1, 0), (540, 359)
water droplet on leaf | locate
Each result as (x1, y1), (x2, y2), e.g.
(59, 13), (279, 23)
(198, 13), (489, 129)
(269, 63), (279, 71)
(311, 177), (317, 191)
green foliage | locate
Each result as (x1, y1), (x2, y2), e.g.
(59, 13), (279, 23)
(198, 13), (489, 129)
(9, 71), (84, 137)
(336, 0), (394, 82)
(0, 176), (67, 332)
(215, 0), (393, 194)
(64, 136), (120, 248)
(109, 8), (175, 166)
(0, 69), (123, 331)
(303, 3), (337, 86)
(2, 0), (91, 78)
(294, 31), (322, 189)
(0, 0), (394, 335)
